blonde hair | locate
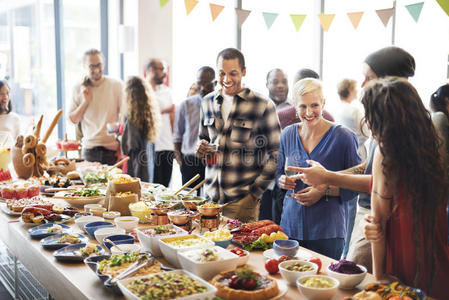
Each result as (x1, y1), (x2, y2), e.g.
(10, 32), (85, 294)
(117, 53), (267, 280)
(292, 78), (324, 108)
(125, 76), (160, 142)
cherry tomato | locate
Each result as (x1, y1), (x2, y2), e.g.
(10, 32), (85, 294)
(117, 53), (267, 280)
(308, 257), (322, 273)
(277, 255), (293, 263)
(241, 278), (256, 290)
(265, 258), (279, 275)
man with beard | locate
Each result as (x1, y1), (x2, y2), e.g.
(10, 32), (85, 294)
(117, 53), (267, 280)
(144, 58), (175, 186)
(69, 49), (123, 165)
(174, 66), (216, 187)
(196, 48), (281, 222)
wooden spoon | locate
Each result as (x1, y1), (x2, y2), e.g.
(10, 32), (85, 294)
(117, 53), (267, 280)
(174, 174), (200, 195)
(107, 157), (130, 172)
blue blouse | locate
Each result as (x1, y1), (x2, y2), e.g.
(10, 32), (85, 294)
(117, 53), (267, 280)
(278, 124), (361, 240)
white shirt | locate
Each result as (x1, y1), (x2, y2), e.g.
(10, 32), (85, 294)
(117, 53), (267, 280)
(69, 76), (123, 150)
(154, 85), (174, 152)
(221, 94), (234, 122)
(0, 112), (20, 141)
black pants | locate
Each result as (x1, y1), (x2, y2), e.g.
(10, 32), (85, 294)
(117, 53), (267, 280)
(259, 188), (274, 221)
(154, 151), (173, 187)
(82, 147), (117, 165)
(180, 155), (205, 192)
(272, 185), (286, 225)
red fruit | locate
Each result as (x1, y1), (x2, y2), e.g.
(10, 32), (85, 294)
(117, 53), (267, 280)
(277, 255), (293, 263)
(241, 278), (256, 290)
(229, 275), (240, 288)
(308, 257), (322, 273)
(265, 258), (279, 275)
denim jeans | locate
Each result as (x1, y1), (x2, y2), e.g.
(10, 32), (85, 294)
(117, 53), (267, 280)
(82, 146), (117, 165)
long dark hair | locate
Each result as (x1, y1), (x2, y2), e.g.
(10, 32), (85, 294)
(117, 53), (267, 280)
(0, 80), (11, 114)
(429, 84), (449, 120)
(125, 76), (160, 142)
(361, 77), (448, 290)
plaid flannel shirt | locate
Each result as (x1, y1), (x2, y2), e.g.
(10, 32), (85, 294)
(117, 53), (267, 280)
(199, 88), (281, 204)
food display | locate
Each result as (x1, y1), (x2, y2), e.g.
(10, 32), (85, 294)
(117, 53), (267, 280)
(347, 291), (382, 300)
(75, 243), (101, 257)
(35, 174), (71, 188)
(21, 204), (76, 224)
(109, 191), (138, 216)
(211, 266), (279, 300)
(128, 201), (151, 223)
(46, 224), (64, 233)
(83, 172), (108, 185)
(57, 233), (81, 244)
(1, 181), (40, 199)
(203, 228), (232, 241)
(285, 262), (315, 272)
(231, 219), (285, 250)
(6, 197), (52, 213)
(230, 247), (247, 257)
(64, 188), (104, 198)
(120, 272), (209, 300)
(98, 253), (161, 278)
(329, 259), (364, 274)
(301, 276), (336, 288)
(46, 157), (76, 175)
(186, 248), (220, 263)
(363, 282), (424, 300)
(162, 235), (212, 249)
(0, 168), (12, 182)
(142, 225), (183, 237)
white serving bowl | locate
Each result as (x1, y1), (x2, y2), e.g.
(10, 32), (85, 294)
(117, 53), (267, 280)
(84, 203), (103, 212)
(178, 246), (239, 280)
(117, 270), (217, 300)
(111, 244), (141, 255)
(94, 227), (126, 244)
(297, 275), (339, 300)
(136, 225), (187, 257)
(159, 234), (214, 268)
(114, 216), (139, 232)
(75, 216), (104, 232)
(326, 264), (367, 289)
(235, 249), (250, 266)
(279, 260), (318, 285)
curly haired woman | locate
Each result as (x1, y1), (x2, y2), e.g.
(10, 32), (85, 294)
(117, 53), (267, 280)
(363, 77), (449, 298)
(121, 76), (160, 182)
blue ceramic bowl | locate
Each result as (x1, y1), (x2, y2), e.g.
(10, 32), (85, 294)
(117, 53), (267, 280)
(84, 221), (114, 238)
(75, 212), (92, 219)
(214, 238), (232, 249)
(103, 234), (135, 250)
(273, 239), (299, 257)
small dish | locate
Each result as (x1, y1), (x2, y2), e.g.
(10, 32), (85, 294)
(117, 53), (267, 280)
(40, 233), (88, 250)
(103, 234), (135, 250)
(273, 239), (299, 257)
(136, 225), (188, 257)
(74, 212), (92, 219)
(90, 207), (107, 217)
(114, 216), (139, 232)
(263, 248), (312, 261)
(84, 221), (114, 238)
(279, 260), (318, 285)
(28, 223), (71, 240)
(53, 243), (105, 262)
(84, 203), (102, 212)
(326, 264), (367, 289)
(214, 238), (232, 249)
(94, 227), (126, 244)
(103, 211), (120, 220)
(75, 216), (104, 232)
(297, 275), (339, 300)
(111, 244), (141, 254)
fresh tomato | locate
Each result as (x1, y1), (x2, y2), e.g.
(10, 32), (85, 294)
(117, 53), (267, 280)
(230, 247), (246, 257)
(308, 257), (322, 273)
(265, 258), (279, 275)
(277, 255), (294, 263)
(229, 275), (240, 288)
(241, 278), (256, 290)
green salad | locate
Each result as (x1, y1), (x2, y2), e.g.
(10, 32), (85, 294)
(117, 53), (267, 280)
(83, 172), (109, 184)
(65, 188), (104, 197)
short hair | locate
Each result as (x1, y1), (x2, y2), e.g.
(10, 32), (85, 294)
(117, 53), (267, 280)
(197, 66), (215, 77)
(292, 78), (324, 108)
(294, 68), (319, 84)
(0, 80), (11, 113)
(144, 58), (161, 73)
(216, 48), (245, 71)
(266, 68), (283, 83)
(337, 79), (357, 99)
(430, 84), (449, 118)
(83, 48), (104, 64)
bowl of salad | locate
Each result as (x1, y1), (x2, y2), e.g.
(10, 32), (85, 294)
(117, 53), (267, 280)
(56, 188), (105, 207)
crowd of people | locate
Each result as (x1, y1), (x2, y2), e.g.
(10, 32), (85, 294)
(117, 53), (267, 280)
(1, 45), (449, 298)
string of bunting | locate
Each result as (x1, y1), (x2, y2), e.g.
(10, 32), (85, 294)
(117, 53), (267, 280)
(156, 0), (442, 31)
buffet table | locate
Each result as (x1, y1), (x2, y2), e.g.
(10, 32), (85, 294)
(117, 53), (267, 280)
(0, 199), (375, 300)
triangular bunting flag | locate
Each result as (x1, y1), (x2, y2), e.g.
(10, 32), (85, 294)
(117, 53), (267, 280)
(209, 4), (224, 21)
(347, 11), (364, 29)
(290, 14), (307, 31)
(437, 0), (449, 17)
(160, 0), (169, 8)
(235, 8), (251, 28)
(262, 12), (279, 29)
(405, 2), (424, 22)
(184, 0), (199, 16)
(376, 8), (394, 27)
(318, 14), (335, 32)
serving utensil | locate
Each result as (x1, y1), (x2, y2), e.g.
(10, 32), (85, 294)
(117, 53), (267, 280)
(187, 178), (207, 195)
(174, 174), (200, 195)
(104, 238), (126, 253)
(107, 157), (130, 172)
(109, 256), (151, 284)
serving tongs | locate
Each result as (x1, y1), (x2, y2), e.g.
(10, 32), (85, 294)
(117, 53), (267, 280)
(107, 255), (154, 285)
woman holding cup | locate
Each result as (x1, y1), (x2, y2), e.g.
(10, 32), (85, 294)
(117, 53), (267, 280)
(277, 78), (360, 259)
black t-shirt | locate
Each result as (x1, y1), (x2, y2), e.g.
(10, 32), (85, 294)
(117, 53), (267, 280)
(358, 139), (378, 209)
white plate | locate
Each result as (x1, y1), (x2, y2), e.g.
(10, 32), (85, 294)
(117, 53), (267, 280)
(270, 280), (288, 300)
(263, 248), (312, 260)
(53, 192), (105, 208)
(0, 203), (21, 216)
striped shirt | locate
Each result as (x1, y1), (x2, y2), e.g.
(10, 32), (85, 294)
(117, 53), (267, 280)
(199, 88), (281, 204)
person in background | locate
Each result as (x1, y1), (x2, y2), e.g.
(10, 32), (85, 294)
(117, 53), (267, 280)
(429, 83), (449, 243)
(277, 68), (334, 130)
(290, 46), (416, 272)
(69, 49), (123, 165)
(262, 68), (290, 222)
(144, 58), (174, 186)
(174, 66), (216, 187)
(121, 76), (160, 182)
(278, 78), (360, 259)
(363, 77), (449, 298)
(0, 80), (20, 140)
(187, 82), (199, 97)
(196, 48), (281, 222)
(335, 79), (368, 160)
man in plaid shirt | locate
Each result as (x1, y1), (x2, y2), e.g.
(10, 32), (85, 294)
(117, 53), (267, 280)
(196, 48), (281, 222)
